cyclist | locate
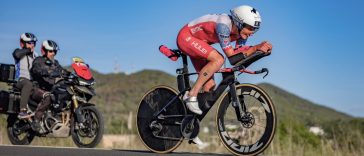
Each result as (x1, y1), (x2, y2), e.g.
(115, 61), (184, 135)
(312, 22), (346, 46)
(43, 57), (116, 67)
(30, 40), (64, 131)
(176, 5), (272, 147)
(12, 33), (38, 119)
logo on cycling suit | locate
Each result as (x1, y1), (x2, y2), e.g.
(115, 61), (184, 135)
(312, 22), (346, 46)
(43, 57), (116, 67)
(191, 41), (208, 54)
(191, 25), (203, 34)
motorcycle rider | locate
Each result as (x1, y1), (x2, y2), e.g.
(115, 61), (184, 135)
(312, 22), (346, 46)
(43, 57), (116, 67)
(30, 40), (64, 131)
(12, 33), (38, 119)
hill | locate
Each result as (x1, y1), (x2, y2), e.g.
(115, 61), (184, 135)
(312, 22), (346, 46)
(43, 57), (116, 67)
(0, 69), (353, 133)
(88, 69), (177, 133)
(83, 69), (363, 155)
(87, 69), (352, 133)
(258, 83), (351, 124)
(0, 69), (362, 155)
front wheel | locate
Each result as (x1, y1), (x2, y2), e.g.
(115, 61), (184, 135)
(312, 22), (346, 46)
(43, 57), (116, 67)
(71, 105), (104, 148)
(216, 84), (276, 156)
(7, 114), (35, 145)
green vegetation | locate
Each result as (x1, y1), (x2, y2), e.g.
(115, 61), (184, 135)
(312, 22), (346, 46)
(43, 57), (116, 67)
(89, 69), (177, 134)
(264, 117), (364, 156)
(259, 83), (351, 124)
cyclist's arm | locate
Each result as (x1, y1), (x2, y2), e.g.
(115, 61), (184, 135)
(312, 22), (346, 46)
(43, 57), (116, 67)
(242, 46), (258, 57)
(246, 41), (273, 56)
(216, 23), (235, 57)
(216, 24), (249, 65)
(13, 48), (31, 60)
(54, 59), (65, 76)
(216, 19), (254, 57)
(235, 38), (246, 48)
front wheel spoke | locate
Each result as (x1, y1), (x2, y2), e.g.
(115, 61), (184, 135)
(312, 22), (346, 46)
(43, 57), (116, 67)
(256, 118), (267, 121)
(254, 123), (266, 128)
(74, 108), (101, 145)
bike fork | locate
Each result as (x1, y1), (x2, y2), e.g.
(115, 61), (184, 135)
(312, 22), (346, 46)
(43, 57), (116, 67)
(70, 86), (85, 124)
(229, 83), (246, 122)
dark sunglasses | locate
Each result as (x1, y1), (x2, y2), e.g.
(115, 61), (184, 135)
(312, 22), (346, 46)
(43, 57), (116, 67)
(243, 23), (260, 33)
(244, 24), (257, 31)
(25, 41), (36, 45)
(47, 50), (57, 54)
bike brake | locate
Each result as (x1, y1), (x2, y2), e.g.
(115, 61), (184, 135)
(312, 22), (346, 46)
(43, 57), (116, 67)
(255, 68), (269, 79)
(262, 68), (269, 79)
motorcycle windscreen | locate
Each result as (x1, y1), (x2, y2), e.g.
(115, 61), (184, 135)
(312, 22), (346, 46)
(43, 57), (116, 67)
(71, 62), (93, 80)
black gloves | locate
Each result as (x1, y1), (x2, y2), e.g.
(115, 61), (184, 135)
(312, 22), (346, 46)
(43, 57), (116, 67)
(25, 48), (33, 55)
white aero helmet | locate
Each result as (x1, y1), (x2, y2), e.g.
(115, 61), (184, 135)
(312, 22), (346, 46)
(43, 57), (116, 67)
(20, 32), (37, 42)
(230, 5), (262, 32)
(41, 40), (59, 55)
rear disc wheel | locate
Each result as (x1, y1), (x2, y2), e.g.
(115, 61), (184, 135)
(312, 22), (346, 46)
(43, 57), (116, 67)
(136, 86), (186, 153)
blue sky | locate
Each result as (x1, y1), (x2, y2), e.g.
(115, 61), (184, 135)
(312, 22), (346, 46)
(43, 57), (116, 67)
(1, 0), (363, 117)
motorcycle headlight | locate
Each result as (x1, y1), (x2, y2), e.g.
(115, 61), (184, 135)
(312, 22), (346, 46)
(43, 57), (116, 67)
(79, 80), (90, 86)
(77, 78), (95, 86)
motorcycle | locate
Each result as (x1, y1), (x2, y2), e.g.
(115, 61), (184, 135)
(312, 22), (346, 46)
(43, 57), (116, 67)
(0, 57), (104, 148)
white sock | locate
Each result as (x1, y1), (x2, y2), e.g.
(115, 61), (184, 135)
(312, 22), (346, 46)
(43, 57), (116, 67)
(189, 96), (197, 102)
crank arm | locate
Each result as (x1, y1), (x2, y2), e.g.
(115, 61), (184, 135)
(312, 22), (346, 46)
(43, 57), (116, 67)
(157, 120), (182, 126)
(154, 135), (183, 141)
(157, 114), (186, 120)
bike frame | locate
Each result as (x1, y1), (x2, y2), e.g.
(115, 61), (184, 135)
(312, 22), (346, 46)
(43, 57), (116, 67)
(153, 52), (248, 124)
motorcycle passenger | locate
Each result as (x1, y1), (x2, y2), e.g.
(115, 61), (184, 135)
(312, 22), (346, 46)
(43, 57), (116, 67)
(13, 33), (38, 119)
(176, 5), (272, 148)
(30, 40), (63, 131)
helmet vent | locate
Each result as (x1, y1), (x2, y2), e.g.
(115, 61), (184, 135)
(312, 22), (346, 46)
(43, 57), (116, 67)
(251, 8), (257, 14)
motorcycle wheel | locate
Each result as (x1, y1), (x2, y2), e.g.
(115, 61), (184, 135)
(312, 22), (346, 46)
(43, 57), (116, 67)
(71, 105), (104, 148)
(6, 114), (35, 145)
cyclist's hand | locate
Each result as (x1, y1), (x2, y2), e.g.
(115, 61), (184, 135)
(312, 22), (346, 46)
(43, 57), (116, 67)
(255, 41), (272, 54)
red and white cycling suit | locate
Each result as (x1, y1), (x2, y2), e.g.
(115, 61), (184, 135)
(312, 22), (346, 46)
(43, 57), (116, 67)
(177, 14), (248, 71)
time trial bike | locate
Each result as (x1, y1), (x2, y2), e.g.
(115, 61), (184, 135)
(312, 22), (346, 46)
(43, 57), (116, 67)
(136, 45), (276, 156)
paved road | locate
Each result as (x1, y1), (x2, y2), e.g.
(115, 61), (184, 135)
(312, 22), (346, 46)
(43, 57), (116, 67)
(0, 145), (231, 156)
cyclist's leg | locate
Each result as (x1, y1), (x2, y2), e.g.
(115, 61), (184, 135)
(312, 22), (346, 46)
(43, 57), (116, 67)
(203, 78), (216, 92)
(177, 27), (223, 115)
(191, 59), (217, 93)
(32, 88), (51, 121)
(189, 51), (223, 97)
(16, 78), (33, 118)
(177, 27), (224, 97)
(16, 78), (33, 111)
